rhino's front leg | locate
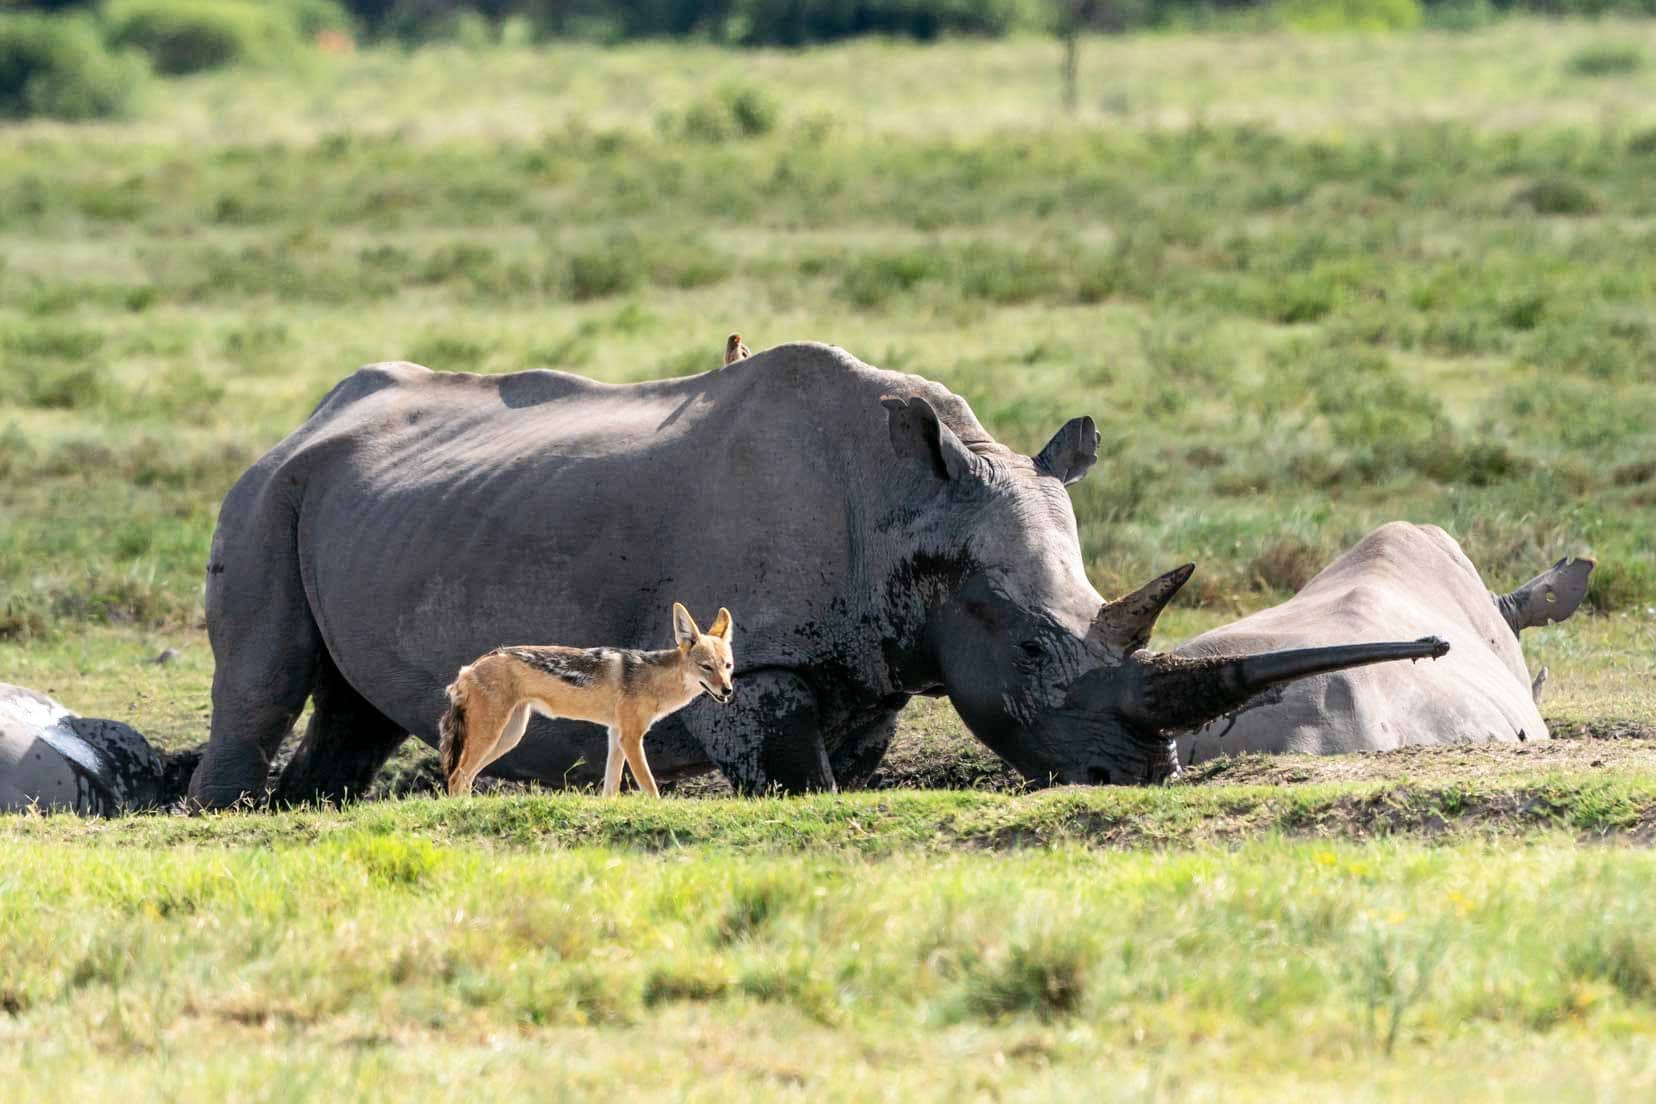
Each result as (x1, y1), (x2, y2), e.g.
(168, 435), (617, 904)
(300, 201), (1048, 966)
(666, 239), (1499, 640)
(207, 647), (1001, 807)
(689, 670), (834, 795)
(829, 711), (901, 791)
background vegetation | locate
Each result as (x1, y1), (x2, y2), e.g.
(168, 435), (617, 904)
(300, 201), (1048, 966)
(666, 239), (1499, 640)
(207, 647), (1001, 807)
(3, 19), (1655, 639)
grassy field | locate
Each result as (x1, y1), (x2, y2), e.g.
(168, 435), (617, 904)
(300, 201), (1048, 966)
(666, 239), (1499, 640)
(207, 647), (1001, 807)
(4, 19), (1656, 1099)
(8, 796), (1656, 1100)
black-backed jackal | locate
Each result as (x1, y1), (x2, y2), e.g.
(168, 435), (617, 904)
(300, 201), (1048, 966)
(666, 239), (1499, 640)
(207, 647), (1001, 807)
(439, 604), (735, 798)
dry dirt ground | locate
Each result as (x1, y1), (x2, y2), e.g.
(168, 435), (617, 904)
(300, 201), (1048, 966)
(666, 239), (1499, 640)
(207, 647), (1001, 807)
(366, 717), (1656, 800)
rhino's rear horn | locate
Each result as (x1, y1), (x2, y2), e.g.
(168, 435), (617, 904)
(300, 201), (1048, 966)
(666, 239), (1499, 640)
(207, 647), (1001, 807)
(1088, 563), (1196, 654)
(1127, 636), (1451, 734)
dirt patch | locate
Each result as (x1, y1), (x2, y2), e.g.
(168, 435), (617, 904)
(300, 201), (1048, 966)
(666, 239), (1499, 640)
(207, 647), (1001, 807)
(362, 716), (1656, 800)
(1177, 725), (1656, 789)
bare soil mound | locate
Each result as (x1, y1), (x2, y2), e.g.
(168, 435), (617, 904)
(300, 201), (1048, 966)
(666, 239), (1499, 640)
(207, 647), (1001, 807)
(366, 716), (1656, 800)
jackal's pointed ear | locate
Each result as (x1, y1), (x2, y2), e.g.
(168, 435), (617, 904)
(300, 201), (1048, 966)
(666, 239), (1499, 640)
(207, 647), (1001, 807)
(708, 607), (733, 643)
(672, 602), (701, 650)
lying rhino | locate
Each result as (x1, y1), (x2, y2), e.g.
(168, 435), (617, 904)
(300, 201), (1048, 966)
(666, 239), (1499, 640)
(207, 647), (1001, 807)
(189, 344), (1445, 806)
(1, 683), (196, 815)
(1176, 522), (1593, 763)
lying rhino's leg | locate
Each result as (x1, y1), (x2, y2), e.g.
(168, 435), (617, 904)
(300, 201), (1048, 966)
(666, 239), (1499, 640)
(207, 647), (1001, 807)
(829, 710), (901, 790)
(691, 670), (835, 795)
(1494, 555), (1595, 636)
(273, 652), (407, 806)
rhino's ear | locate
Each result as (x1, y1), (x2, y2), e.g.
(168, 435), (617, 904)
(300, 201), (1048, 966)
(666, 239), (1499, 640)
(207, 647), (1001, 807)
(882, 395), (975, 482)
(1035, 416), (1100, 486)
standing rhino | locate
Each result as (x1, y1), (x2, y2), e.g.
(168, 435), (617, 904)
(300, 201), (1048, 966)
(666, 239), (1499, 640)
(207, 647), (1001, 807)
(188, 344), (1446, 807)
(1, 683), (196, 815)
(1176, 522), (1594, 763)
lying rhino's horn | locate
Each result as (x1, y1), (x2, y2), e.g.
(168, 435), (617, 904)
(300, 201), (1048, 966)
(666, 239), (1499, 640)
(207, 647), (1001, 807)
(1088, 563), (1196, 654)
(1126, 636), (1451, 734)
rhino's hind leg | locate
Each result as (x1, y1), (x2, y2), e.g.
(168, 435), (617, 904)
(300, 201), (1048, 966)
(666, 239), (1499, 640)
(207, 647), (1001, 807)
(191, 557), (324, 810)
(692, 670), (835, 795)
(273, 652), (407, 806)
(1495, 555), (1596, 635)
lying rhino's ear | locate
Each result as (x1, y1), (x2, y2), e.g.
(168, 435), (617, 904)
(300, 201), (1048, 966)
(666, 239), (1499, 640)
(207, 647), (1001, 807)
(882, 395), (975, 481)
(1035, 416), (1100, 486)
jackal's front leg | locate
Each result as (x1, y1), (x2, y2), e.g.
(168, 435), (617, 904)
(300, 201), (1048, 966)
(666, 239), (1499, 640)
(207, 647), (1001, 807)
(602, 726), (626, 796)
(616, 720), (660, 798)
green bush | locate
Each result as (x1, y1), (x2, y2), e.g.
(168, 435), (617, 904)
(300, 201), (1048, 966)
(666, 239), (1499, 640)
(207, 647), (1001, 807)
(676, 82), (780, 142)
(1512, 176), (1600, 216)
(284, 0), (357, 37)
(1275, 0), (1424, 31)
(28, 0), (1656, 45)
(509, 0), (1046, 45)
(1423, 0), (1498, 30)
(0, 12), (144, 120)
(105, 0), (304, 75)
(1564, 44), (1645, 78)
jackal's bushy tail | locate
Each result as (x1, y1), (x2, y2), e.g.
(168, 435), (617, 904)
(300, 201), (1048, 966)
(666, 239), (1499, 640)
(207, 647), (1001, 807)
(437, 673), (471, 789)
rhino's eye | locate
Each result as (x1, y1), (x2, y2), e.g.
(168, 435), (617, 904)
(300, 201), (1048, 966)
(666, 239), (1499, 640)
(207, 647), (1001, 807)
(1019, 640), (1044, 659)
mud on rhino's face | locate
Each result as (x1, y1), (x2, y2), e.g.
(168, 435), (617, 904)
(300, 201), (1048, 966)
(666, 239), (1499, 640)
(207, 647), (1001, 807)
(883, 398), (1171, 782)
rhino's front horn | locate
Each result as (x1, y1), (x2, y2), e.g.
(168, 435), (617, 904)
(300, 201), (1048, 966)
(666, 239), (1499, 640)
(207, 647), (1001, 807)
(1124, 636), (1451, 734)
(1087, 563), (1196, 655)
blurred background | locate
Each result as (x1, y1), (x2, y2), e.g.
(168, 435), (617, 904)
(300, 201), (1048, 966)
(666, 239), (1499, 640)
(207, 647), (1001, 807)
(1, 0), (1653, 741)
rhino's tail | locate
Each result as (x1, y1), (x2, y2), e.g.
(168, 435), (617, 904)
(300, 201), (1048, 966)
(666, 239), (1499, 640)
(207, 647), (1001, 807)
(437, 673), (471, 794)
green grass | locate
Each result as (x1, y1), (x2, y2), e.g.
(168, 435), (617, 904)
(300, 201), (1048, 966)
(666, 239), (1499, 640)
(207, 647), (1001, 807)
(12, 773), (1656, 850)
(6, 820), (1656, 1099)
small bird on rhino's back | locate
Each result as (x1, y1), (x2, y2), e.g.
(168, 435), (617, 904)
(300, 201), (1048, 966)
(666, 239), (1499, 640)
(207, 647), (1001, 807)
(723, 333), (752, 367)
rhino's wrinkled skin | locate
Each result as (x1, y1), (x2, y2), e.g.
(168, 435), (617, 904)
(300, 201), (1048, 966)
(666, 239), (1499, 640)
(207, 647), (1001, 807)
(189, 344), (1446, 807)
(1, 684), (194, 815)
(1176, 523), (1594, 763)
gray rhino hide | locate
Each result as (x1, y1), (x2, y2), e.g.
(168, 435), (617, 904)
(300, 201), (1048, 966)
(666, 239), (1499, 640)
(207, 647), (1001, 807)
(1, 683), (171, 815)
(1176, 523), (1555, 762)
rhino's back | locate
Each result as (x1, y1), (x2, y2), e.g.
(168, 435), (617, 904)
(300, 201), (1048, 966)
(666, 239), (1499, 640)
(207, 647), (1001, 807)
(1176, 523), (1545, 761)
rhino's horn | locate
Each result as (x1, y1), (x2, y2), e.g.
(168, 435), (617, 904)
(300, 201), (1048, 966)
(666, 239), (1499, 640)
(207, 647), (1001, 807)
(1088, 563), (1195, 655)
(1126, 636), (1451, 734)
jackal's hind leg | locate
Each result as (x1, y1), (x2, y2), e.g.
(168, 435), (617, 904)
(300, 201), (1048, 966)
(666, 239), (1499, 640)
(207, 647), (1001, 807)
(493, 702), (534, 767)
